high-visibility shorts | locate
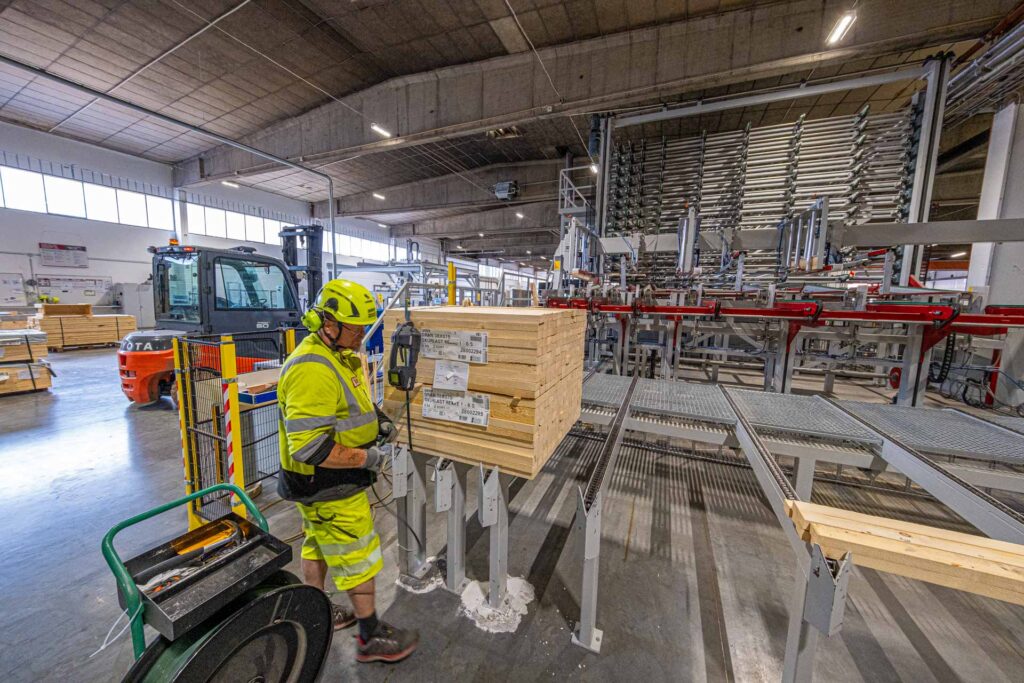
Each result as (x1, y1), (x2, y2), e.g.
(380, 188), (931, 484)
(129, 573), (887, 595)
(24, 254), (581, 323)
(296, 491), (383, 591)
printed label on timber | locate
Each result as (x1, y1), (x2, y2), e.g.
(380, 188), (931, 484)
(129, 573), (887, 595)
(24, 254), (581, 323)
(420, 329), (488, 364)
(422, 388), (490, 427)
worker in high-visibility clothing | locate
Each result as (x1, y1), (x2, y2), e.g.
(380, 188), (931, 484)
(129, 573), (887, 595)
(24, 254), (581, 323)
(278, 279), (419, 664)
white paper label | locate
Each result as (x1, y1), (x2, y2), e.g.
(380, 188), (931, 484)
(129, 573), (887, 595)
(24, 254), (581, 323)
(422, 388), (490, 427)
(433, 359), (469, 391)
(17, 369), (34, 380)
(420, 329), (488, 364)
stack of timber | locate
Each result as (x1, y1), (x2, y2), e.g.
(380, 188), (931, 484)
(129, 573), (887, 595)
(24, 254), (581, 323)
(0, 312), (32, 330)
(0, 329), (48, 363)
(382, 306), (586, 479)
(786, 500), (1024, 605)
(32, 305), (137, 350)
(0, 360), (52, 395)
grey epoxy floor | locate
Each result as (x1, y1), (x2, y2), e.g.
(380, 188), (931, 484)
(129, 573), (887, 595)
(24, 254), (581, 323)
(2, 349), (1023, 681)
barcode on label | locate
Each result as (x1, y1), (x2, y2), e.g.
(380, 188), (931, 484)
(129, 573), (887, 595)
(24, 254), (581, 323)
(420, 329), (488, 364)
(422, 388), (490, 427)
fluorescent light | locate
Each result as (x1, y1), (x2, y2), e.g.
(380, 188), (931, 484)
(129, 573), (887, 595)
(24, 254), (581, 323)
(826, 12), (856, 45)
(370, 123), (392, 138)
(478, 232), (484, 237)
(515, 212), (524, 219)
(589, 163), (599, 174)
(526, 250), (531, 254)
(950, 251), (967, 258)
(457, 244), (464, 250)
(373, 192), (386, 200)
(221, 180), (239, 188)
(540, 256), (547, 260)
(377, 222), (387, 228)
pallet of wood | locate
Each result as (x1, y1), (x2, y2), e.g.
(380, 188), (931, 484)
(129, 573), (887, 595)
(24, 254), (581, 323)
(33, 314), (137, 350)
(0, 312), (32, 330)
(786, 500), (1024, 606)
(0, 329), (48, 363)
(0, 361), (52, 395)
(382, 306), (586, 479)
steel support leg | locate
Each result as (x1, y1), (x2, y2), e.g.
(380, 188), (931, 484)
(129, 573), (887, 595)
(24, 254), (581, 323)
(794, 457), (815, 500)
(478, 465), (509, 608)
(435, 459), (468, 593)
(392, 445), (429, 579)
(896, 326), (925, 406)
(571, 488), (604, 653)
(782, 547), (852, 682)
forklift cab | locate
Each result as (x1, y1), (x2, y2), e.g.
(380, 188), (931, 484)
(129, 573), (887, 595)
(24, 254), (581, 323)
(151, 245), (302, 334)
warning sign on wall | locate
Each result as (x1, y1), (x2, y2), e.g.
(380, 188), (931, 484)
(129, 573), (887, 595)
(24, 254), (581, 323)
(38, 243), (89, 268)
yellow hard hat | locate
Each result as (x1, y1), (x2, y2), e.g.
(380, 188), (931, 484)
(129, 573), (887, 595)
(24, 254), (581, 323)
(302, 279), (377, 332)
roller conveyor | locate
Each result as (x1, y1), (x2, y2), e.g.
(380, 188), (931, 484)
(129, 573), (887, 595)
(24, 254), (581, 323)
(842, 402), (1024, 465)
(724, 388), (882, 446)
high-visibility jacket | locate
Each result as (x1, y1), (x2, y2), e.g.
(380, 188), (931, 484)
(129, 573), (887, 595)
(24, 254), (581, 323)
(277, 332), (379, 504)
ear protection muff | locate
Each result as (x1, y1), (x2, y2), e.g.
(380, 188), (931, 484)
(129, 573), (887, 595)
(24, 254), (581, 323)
(301, 307), (324, 332)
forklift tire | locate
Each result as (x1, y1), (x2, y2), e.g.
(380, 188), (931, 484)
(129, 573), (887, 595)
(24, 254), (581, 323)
(122, 571), (332, 683)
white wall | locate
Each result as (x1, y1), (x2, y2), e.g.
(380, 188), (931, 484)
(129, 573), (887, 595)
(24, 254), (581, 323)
(0, 121), (400, 307)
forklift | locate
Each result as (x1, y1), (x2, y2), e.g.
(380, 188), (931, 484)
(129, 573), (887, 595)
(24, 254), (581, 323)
(118, 226), (323, 404)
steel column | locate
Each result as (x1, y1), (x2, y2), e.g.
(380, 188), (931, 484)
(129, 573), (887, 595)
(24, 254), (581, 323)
(478, 465), (510, 608)
(392, 446), (430, 579)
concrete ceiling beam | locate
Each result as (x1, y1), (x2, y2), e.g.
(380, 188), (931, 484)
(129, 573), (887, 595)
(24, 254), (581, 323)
(173, 0), (1014, 186)
(312, 160), (562, 218)
(390, 202), (559, 239)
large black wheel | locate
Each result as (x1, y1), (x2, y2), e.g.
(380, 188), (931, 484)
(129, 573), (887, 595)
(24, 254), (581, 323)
(124, 572), (332, 683)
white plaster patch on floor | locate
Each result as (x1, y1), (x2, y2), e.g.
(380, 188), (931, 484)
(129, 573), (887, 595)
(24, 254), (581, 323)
(459, 576), (535, 633)
(394, 557), (443, 594)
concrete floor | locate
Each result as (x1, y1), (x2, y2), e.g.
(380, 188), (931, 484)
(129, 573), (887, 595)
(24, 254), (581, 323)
(2, 348), (1023, 681)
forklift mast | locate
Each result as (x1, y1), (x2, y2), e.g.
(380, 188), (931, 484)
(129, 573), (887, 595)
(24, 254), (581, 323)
(279, 224), (323, 308)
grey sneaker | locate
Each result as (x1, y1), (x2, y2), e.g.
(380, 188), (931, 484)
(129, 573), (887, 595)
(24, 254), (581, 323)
(355, 622), (419, 663)
(332, 603), (356, 631)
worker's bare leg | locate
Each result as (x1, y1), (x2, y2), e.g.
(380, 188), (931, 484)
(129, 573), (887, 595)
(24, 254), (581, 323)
(347, 577), (375, 618)
(302, 557), (329, 590)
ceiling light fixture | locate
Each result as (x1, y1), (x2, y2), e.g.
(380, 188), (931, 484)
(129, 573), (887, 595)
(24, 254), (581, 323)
(515, 212), (524, 219)
(589, 163), (599, 174)
(950, 251), (967, 258)
(370, 123), (392, 138)
(457, 245), (464, 250)
(377, 222), (387, 228)
(373, 192), (386, 200)
(221, 180), (239, 188)
(826, 11), (856, 45)
(526, 250), (531, 254)
(478, 232), (484, 237)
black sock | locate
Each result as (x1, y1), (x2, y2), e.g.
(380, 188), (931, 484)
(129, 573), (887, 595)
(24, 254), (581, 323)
(358, 612), (379, 642)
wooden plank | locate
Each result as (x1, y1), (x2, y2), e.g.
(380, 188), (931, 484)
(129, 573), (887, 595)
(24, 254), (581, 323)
(785, 500), (1024, 606)
(39, 303), (92, 316)
(788, 501), (1024, 561)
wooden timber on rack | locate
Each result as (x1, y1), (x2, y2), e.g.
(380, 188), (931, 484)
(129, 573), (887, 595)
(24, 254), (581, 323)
(0, 361), (52, 395)
(37, 303), (93, 316)
(786, 500), (1024, 606)
(32, 314), (136, 350)
(0, 329), (48, 363)
(382, 306), (586, 479)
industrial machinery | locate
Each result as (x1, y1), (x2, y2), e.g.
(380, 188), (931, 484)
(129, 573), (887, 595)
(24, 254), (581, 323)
(543, 58), (1024, 412)
(103, 484), (333, 682)
(118, 226), (322, 404)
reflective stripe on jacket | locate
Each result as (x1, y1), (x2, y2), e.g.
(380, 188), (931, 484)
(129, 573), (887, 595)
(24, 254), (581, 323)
(277, 333), (378, 503)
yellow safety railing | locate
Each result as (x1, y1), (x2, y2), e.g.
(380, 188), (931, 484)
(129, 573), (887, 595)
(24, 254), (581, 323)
(175, 329), (298, 529)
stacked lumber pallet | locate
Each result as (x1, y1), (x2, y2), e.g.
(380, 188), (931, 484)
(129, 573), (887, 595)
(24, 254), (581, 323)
(0, 312), (32, 330)
(0, 329), (48, 363)
(33, 313), (137, 350)
(786, 500), (1024, 606)
(383, 306), (586, 479)
(0, 361), (51, 395)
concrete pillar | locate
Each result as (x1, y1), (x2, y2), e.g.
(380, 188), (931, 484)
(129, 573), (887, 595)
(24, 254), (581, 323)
(967, 101), (1024, 405)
